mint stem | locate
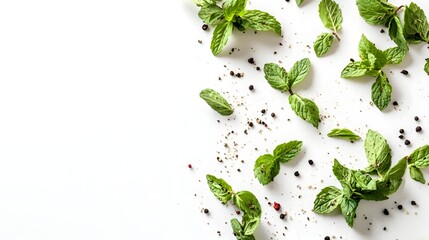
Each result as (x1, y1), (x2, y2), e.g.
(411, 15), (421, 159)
(333, 32), (341, 41)
(288, 89), (294, 95)
(394, 5), (404, 14)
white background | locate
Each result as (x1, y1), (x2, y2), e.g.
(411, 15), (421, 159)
(0, 0), (429, 239)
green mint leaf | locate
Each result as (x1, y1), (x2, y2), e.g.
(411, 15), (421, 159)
(376, 157), (407, 196)
(340, 197), (359, 227)
(288, 94), (320, 128)
(358, 34), (386, 69)
(233, 191), (262, 217)
(356, 0), (396, 25)
(383, 47), (407, 64)
(253, 154), (280, 185)
(404, 3), (429, 43)
(193, 0), (219, 7)
(288, 58), (311, 88)
(388, 16), (409, 50)
(206, 174), (234, 204)
(313, 186), (343, 214)
(408, 145), (429, 168)
(327, 128), (361, 141)
(210, 21), (234, 56)
(222, 0), (247, 21)
(264, 63), (289, 92)
(340, 61), (369, 78)
(198, 5), (225, 25)
(425, 58), (429, 76)
(242, 213), (259, 236)
(273, 140), (303, 163)
(296, 0), (304, 6)
(364, 129), (392, 176)
(314, 33), (334, 57)
(332, 159), (354, 182)
(200, 88), (234, 116)
(371, 71), (392, 111)
(231, 218), (244, 237)
(241, 10), (281, 35)
(409, 166), (426, 184)
(318, 0), (342, 32)
(354, 171), (377, 191)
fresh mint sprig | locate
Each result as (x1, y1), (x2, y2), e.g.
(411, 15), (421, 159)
(313, 130), (409, 227)
(341, 34), (406, 111)
(194, 0), (281, 55)
(264, 59), (320, 127)
(408, 145), (429, 184)
(314, 0), (343, 57)
(206, 175), (261, 239)
(254, 141), (303, 185)
(356, 0), (408, 50)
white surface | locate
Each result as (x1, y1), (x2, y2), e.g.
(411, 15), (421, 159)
(0, 0), (429, 239)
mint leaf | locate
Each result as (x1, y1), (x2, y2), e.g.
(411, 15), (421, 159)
(313, 186), (343, 214)
(241, 10), (281, 35)
(327, 128), (361, 141)
(223, 0), (247, 21)
(273, 140), (303, 163)
(230, 218), (244, 237)
(388, 16), (409, 50)
(332, 159), (354, 182)
(410, 166), (426, 184)
(364, 129), (392, 176)
(358, 34), (386, 69)
(356, 0), (396, 25)
(288, 58), (311, 88)
(206, 174), (234, 204)
(210, 21), (234, 56)
(341, 61), (369, 78)
(233, 191), (261, 216)
(383, 47), (407, 64)
(425, 58), (429, 76)
(318, 0), (342, 32)
(404, 2), (429, 43)
(264, 63), (289, 91)
(314, 33), (334, 57)
(409, 145), (429, 168)
(254, 141), (302, 185)
(241, 213), (259, 236)
(200, 88), (234, 116)
(253, 154), (280, 185)
(354, 171), (377, 191)
(288, 94), (319, 128)
(371, 71), (392, 111)
(376, 157), (407, 195)
(340, 197), (359, 227)
(198, 4), (225, 25)
(296, 0), (304, 6)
